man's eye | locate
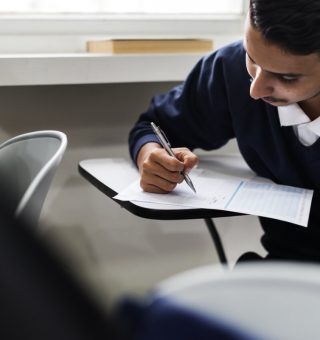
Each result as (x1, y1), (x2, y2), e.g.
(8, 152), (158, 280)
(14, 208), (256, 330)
(280, 75), (298, 82)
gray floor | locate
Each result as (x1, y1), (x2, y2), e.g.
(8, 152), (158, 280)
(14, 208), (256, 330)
(38, 135), (266, 308)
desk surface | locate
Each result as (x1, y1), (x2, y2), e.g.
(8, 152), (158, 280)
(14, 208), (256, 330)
(78, 154), (249, 220)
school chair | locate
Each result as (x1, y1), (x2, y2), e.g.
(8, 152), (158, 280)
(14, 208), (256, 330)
(0, 130), (67, 226)
(139, 261), (320, 340)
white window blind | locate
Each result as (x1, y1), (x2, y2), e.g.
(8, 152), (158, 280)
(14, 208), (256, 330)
(0, 0), (243, 15)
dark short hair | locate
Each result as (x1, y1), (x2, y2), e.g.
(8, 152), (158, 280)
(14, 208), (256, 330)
(249, 0), (320, 55)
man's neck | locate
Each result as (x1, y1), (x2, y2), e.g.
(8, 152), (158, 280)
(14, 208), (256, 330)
(299, 96), (320, 121)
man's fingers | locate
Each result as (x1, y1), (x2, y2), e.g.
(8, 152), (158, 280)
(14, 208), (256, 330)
(141, 159), (184, 185)
(137, 144), (197, 193)
(150, 148), (185, 172)
(173, 147), (199, 171)
(140, 174), (178, 193)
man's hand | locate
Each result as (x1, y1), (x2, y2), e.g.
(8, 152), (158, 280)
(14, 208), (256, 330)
(137, 142), (199, 193)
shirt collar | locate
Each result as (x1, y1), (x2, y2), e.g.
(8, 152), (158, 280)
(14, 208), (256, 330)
(278, 103), (310, 126)
(308, 116), (320, 136)
(278, 103), (320, 137)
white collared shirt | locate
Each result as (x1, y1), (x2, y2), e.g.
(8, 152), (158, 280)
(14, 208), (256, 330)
(278, 104), (320, 146)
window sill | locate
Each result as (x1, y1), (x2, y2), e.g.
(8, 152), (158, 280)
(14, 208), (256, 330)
(0, 53), (210, 86)
(0, 26), (242, 86)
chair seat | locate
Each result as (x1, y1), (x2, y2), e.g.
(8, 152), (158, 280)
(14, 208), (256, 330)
(154, 262), (320, 340)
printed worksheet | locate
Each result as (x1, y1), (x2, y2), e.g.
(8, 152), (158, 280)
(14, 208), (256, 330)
(115, 169), (313, 227)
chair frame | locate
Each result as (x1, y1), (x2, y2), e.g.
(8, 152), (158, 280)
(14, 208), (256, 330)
(0, 130), (67, 220)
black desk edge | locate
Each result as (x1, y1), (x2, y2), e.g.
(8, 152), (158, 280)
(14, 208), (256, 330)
(78, 164), (242, 221)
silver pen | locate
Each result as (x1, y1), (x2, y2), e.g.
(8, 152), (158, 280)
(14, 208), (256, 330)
(150, 122), (196, 193)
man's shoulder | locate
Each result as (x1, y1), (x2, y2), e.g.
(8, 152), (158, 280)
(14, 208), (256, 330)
(215, 40), (245, 61)
(219, 40), (244, 52)
(201, 40), (245, 69)
(199, 40), (246, 80)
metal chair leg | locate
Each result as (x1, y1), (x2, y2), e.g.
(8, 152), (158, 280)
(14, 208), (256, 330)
(204, 218), (228, 265)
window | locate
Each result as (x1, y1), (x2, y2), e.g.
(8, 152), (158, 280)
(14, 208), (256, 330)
(0, 0), (247, 54)
(0, 0), (244, 15)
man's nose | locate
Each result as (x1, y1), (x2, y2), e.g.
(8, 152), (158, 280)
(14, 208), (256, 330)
(250, 69), (274, 100)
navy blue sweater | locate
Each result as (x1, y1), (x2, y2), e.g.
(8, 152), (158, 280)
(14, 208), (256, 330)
(129, 41), (320, 261)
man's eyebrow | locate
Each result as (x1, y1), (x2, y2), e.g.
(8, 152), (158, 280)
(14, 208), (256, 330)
(245, 49), (303, 77)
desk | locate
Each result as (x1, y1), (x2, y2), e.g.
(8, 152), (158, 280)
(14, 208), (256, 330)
(78, 154), (249, 264)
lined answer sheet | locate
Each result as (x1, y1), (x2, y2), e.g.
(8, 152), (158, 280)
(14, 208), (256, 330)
(225, 178), (313, 226)
(115, 169), (313, 227)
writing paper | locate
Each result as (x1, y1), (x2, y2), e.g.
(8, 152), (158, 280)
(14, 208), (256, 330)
(115, 169), (313, 227)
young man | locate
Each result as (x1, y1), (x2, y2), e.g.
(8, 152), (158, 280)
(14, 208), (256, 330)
(129, 0), (320, 262)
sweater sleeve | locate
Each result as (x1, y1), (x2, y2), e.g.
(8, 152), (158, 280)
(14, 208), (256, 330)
(128, 42), (243, 164)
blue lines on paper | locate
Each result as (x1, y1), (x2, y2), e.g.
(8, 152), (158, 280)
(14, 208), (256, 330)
(225, 181), (244, 209)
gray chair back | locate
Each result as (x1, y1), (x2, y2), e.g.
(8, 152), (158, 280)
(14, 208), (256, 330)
(0, 130), (67, 226)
